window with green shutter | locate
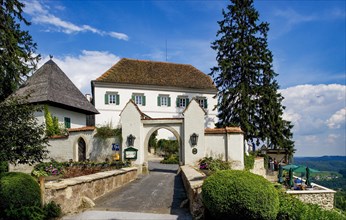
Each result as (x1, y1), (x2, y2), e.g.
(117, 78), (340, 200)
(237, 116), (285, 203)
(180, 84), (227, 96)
(105, 93), (120, 105)
(197, 97), (208, 109)
(158, 95), (170, 107)
(133, 94), (145, 106)
(104, 93), (109, 104)
(64, 117), (71, 129)
(177, 97), (188, 108)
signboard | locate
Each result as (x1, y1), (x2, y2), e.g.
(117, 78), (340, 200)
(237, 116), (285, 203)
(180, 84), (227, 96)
(112, 143), (120, 151)
(124, 147), (138, 159)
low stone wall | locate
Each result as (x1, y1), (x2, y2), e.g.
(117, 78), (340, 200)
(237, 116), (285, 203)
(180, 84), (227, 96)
(180, 165), (206, 219)
(43, 167), (137, 214)
(287, 182), (336, 210)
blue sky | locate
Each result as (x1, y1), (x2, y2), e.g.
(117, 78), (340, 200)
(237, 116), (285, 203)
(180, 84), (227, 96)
(22, 0), (345, 157)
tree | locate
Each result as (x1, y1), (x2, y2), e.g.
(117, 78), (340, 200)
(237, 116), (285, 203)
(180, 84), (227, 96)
(0, 0), (40, 101)
(210, 0), (294, 155)
(148, 131), (158, 152)
(0, 96), (48, 165)
(0, 1), (48, 165)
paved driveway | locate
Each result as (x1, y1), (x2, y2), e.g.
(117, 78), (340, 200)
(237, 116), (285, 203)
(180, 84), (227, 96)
(64, 161), (192, 220)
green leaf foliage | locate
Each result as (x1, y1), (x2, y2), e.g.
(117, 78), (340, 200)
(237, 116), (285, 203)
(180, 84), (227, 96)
(43, 201), (62, 219)
(244, 153), (255, 171)
(94, 125), (122, 140)
(277, 190), (346, 220)
(202, 170), (279, 219)
(0, 0), (40, 101)
(0, 172), (42, 219)
(210, 0), (294, 156)
(0, 96), (48, 165)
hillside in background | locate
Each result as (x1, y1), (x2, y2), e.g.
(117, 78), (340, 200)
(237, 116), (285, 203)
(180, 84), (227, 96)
(293, 156), (346, 172)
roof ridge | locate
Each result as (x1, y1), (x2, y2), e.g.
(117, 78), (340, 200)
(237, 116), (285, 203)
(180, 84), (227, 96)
(123, 57), (196, 66)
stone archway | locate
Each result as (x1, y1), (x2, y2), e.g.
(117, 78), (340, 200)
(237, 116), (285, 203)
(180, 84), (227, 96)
(143, 126), (183, 165)
(77, 137), (86, 161)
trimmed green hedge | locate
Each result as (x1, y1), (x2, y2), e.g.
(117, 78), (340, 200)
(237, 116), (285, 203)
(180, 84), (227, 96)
(277, 190), (345, 220)
(202, 170), (279, 219)
(0, 172), (42, 219)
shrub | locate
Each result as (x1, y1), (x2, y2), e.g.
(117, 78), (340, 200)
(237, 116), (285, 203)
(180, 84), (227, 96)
(244, 153), (255, 171)
(277, 190), (346, 220)
(43, 201), (62, 219)
(161, 154), (179, 164)
(0, 172), (42, 219)
(199, 157), (231, 172)
(202, 170), (279, 220)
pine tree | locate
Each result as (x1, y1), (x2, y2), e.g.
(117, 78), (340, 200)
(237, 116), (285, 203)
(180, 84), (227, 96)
(0, 1), (48, 165)
(210, 0), (294, 155)
(0, 0), (40, 101)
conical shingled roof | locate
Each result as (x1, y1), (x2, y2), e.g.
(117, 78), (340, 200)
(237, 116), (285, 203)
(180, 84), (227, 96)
(13, 59), (99, 114)
(95, 58), (216, 90)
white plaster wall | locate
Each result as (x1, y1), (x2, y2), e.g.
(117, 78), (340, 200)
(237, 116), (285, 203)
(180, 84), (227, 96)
(183, 100), (206, 165)
(205, 134), (227, 160)
(48, 130), (94, 162)
(48, 106), (86, 128)
(94, 85), (218, 128)
(120, 102), (142, 165)
(227, 133), (244, 170)
(90, 137), (122, 162)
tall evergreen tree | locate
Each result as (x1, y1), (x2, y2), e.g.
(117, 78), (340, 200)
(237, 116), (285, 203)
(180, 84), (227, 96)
(0, 0), (40, 101)
(0, 1), (48, 165)
(210, 0), (294, 154)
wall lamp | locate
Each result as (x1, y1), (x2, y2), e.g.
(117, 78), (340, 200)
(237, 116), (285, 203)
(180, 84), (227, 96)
(190, 133), (199, 146)
(127, 134), (136, 147)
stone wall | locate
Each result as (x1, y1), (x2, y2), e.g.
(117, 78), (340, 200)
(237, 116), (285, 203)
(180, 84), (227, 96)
(43, 167), (137, 214)
(250, 157), (266, 178)
(287, 183), (336, 210)
(180, 165), (205, 219)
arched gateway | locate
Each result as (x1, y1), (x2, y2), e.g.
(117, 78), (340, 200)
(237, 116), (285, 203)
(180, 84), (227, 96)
(119, 99), (245, 172)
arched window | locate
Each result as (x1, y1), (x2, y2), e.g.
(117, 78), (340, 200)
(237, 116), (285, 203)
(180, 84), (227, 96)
(78, 137), (86, 161)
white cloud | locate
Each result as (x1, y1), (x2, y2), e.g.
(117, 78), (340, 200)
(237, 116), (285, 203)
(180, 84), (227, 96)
(23, 0), (128, 40)
(280, 84), (346, 156)
(327, 108), (346, 129)
(38, 50), (120, 94)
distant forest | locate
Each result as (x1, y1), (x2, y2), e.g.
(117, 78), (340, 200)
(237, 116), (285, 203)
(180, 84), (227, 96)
(293, 156), (346, 172)
(293, 156), (346, 210)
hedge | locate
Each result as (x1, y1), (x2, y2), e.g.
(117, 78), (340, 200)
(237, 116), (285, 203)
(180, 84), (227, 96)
(0, 172), (42, 219)
(202, 170), (279, 219)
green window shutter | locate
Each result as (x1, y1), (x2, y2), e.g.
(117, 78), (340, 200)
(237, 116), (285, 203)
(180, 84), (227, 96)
(176, 98), (179, 107)
(131, 95), (135, 101)
(157, 96), (161, 106)
(116, 94), (120, 105)
(105, 94), (109, 104)
(142, 96), (146, 106)
(64, 117), (71, 129)
(204, 99), (208, 108)
(186, 98), (190, 105)
(168, 97), (171, 107)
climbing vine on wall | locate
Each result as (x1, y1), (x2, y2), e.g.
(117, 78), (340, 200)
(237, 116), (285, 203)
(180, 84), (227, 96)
(44, 105), (67, 137)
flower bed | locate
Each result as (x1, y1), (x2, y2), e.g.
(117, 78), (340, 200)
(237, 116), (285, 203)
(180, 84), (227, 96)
(32, 160), (130, 180)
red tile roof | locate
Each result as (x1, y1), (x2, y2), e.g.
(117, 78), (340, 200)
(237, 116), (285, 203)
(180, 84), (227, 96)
(95, 58), (216, 90)
(205, 127), (243, 134)
(68, 126), (95, 132)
